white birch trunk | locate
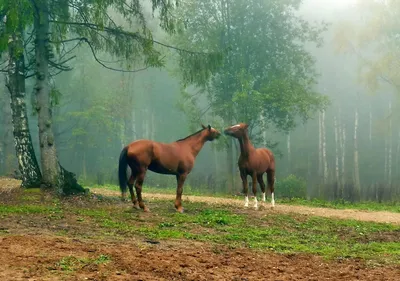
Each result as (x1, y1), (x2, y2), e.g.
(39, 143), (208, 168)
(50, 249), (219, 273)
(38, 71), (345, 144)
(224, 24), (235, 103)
(6, 20), (42, 187)
(396, 130), (400, 182)
(322, 110), (328, 185)
(369, 104), (372, 145)
(334, 115), (340, 190)
(318, 111), (323, 181)
(384, 135), (388, 183)
(338, 112), (346, 197)
(151, 109), (156, 140)
(388, 102), (392, 187)
(353, 107), (361, 199)
(287, 132), (291, 175)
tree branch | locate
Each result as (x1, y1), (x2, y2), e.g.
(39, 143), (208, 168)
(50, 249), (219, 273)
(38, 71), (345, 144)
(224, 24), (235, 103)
(51, 37), (151, 73)
(49, 20), (213, 55)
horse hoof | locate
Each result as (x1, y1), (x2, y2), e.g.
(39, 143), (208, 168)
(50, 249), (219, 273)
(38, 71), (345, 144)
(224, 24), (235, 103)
(133, 204), (140, 210)
(143, 207), (150, 212)
(176, 207), (184, 213)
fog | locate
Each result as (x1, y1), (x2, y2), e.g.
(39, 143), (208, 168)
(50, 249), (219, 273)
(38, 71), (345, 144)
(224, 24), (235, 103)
(1, 0), (399, 202)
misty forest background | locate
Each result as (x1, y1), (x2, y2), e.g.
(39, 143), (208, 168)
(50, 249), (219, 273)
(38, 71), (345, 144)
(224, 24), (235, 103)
(1, 0), (399, 203)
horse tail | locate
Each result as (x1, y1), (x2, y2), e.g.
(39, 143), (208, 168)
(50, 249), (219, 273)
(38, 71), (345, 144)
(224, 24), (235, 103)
(118, 146), (129, 194)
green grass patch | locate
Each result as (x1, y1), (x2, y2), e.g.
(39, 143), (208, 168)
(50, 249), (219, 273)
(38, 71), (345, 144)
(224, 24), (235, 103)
(56, 254), (111, 272)
(0, 204), (60, 215)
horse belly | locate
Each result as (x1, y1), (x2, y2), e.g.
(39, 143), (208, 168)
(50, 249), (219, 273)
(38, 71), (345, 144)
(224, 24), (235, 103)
(148, 160), (178, 175)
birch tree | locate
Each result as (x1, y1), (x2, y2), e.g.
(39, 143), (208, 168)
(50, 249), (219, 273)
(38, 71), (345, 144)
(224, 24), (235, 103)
(334, 115), (339, 197)
(1, 4), (42, 187)
(322, 109), (328, 185)
(353, 106), (361, 200)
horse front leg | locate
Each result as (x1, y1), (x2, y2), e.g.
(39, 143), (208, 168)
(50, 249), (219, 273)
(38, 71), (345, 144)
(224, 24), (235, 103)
(175, 173), (187, 213)
(240, 170), (249, 208)
(252, 174), (258, 210)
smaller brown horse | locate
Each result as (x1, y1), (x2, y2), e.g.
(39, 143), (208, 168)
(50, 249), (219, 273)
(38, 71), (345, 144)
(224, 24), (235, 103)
(118, 124), (221, 213)
(224, 123), (275, 209)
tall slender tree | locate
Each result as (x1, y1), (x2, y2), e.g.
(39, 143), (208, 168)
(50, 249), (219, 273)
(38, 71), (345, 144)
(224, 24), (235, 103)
(1, 4), (42, 187)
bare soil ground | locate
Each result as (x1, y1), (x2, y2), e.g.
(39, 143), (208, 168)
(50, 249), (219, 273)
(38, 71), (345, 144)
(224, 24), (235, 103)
(1, 235), (399, 281)
(1, 177), (399, 281)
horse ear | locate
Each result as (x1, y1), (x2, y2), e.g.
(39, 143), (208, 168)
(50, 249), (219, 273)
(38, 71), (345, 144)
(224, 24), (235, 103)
(201, 124), (206, 129)
(208, 125), (211, 131)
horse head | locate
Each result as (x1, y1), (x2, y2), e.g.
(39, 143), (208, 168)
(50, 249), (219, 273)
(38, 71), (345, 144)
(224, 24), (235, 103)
(223, 123), (249, 139)
(201, 124), (221, 141)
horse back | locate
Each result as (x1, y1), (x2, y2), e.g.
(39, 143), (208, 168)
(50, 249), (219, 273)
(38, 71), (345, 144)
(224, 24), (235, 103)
(255, 147), (275, 171)
(126, 139), (155, 163)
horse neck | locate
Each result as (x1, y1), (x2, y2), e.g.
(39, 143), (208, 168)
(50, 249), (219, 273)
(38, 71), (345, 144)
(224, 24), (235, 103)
(178, 131), (208, 157)
(238, 133), (254, 158)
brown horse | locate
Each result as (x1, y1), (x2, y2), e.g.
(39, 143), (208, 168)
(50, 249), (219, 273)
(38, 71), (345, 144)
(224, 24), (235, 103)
(118, 124), (221, 213)
(224, 123), (275, 209)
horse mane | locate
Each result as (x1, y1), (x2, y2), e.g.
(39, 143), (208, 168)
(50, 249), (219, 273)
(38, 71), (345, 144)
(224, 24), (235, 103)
(176, 128), (205, 142)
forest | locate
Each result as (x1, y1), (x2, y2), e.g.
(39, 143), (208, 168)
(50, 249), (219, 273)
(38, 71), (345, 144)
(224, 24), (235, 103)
(0, 0), (399, 203)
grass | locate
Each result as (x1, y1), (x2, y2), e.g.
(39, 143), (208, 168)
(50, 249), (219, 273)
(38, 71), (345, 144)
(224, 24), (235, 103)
(68, 200), (400, 265)
(1, 187), (400, 266)
(56, 254), (111, 272)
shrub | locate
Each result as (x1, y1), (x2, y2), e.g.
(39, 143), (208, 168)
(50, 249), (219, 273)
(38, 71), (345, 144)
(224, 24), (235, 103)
(275, 174), (307, 199)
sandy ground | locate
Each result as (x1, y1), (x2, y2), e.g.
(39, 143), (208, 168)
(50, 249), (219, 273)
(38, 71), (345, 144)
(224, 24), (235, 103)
(94, 188), (400, 225)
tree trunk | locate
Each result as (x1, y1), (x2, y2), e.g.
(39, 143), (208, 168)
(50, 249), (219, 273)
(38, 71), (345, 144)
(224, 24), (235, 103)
(286, 115), (291, 175)
(338, 110), (346, 198)
(5, 22), (42, 187)
(322, 110), (328, 185)
(318, 111), (323, 182)
(0, 84), (14, 175)
(353, 107), (361, 200)
(334, 115), (339, 198)
(34, 0), (84, 194)
(396, 130), (400, 182)
(388, 102), (392, 188)
(261, 112), (267, 147)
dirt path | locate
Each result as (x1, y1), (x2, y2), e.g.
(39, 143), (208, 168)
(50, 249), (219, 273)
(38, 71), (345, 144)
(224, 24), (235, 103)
(94, 189), (400, 225)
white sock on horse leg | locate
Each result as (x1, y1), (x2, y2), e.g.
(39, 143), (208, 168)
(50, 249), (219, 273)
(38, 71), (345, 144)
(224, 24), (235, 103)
(254, 197), (258, 209)
(271, 192), (275, 207)
(244, 196), (249, 207)
(262, 192), (266, 202)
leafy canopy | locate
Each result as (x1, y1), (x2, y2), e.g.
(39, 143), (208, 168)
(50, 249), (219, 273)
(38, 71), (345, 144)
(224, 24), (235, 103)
(172, 0), (329, 142)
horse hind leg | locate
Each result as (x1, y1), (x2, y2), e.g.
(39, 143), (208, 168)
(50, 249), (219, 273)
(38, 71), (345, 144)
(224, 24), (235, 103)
(257, 174), (266, 202)
(267, 169), (275, 208)
(128, 175), (140, 209)
(135, 169), (149, 212)
(252, 174), (258, 210)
